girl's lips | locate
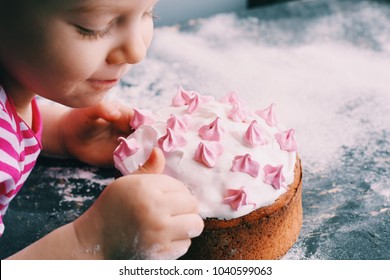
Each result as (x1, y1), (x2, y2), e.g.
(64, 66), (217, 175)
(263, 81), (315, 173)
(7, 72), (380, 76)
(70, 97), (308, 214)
(87, 79), (119, 90)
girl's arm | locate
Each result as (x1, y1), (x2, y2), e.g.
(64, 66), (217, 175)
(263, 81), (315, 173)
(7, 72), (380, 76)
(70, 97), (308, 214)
(7, 149), (204, 260)
(7, 221), (102, 259)
(39, 102), (69, 157)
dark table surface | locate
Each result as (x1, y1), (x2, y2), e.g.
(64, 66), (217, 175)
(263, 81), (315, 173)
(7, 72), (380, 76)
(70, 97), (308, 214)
(1, 0), (389, 259)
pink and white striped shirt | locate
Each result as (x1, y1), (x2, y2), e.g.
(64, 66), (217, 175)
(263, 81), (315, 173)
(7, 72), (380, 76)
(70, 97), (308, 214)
(0, 86), (42, 237)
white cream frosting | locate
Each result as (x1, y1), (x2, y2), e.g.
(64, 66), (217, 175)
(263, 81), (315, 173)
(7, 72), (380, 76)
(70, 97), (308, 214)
(114, 89), (297, 220)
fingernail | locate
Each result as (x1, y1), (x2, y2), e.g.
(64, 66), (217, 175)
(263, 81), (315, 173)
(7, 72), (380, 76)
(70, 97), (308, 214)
(187, 228), (202, 238)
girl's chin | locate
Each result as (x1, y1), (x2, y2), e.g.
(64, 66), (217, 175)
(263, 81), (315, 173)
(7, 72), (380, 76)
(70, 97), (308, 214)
(47, 83), (114, 108)
(60, 94), (107, 108)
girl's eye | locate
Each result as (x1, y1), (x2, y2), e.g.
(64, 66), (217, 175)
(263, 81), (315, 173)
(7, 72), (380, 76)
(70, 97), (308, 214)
(143, 9), (157, 20)
(76, 9), (157, 40)
(76, 25), (112, 40)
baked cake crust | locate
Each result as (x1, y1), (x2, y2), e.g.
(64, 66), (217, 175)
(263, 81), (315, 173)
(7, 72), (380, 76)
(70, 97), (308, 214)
(181, 156), (302, 260)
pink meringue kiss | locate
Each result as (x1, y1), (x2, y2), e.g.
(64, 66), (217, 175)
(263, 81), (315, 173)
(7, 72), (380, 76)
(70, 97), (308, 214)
(194, 142), (224, 168)
(220, 91), (245, 107)
(113, 137), (140, 160)
(244, 120), (269, 147)
(223, 188), (255, 211)
(158, 128), (187, 153)
(228, 104), (247, 123)
(167, 114), (189, 133)
(231, 154), (260, 178)
(263, 164), (286, 190)
(172, 85), (192, 107)
(275, 128), (297, 152)
(255, 103), (278, 127)
(130, 108), (154, 129)
(187, 94), (202, 114)
(198, 117), (225, 141)
(187, 92), (215, 114)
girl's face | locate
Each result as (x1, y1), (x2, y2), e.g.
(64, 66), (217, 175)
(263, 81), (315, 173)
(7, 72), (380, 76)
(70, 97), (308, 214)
(0, 0), (157, 107)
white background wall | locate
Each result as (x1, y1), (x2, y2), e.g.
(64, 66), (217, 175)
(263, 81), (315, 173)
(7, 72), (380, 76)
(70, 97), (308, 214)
(154, 0), (247, 26)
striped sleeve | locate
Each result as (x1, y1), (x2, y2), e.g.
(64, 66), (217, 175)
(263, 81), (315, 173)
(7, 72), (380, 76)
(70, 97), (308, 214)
(0, 87), (42, 237)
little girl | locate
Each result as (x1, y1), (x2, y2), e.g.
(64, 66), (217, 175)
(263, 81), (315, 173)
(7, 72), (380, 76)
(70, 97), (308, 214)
(0, 0), (203, 259)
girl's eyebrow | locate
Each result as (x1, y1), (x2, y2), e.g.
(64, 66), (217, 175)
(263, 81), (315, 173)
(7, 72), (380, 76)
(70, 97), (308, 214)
(67, 4), (114, 14)
(66, 0), (159, 16)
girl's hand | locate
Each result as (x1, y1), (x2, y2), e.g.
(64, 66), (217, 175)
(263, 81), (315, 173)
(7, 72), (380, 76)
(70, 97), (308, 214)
(74, 148), (204, 259)
(59, 100), (133, 166)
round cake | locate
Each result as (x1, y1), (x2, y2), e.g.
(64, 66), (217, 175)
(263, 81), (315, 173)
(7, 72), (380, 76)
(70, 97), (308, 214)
(113, 86), (303, 259)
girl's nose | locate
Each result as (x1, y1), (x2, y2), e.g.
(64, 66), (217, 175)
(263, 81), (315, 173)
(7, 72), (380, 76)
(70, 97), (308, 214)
(106, 27), (148, 65)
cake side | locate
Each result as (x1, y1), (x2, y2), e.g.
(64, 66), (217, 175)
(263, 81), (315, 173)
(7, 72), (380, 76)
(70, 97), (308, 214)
(181, 156), (302, 260)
